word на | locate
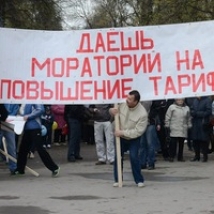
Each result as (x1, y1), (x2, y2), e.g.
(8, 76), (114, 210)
(0, 78), (133, 101)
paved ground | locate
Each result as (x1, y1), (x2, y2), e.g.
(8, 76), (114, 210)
(0, 142), (214, 214)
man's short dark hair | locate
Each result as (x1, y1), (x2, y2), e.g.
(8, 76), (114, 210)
(129, 90), (140, 102)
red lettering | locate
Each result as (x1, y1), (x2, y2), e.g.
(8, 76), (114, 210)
(26, 81), (39, 99)
(121, 78), (133, 98)
(95, 33), (106, 52)
(0, 79), (11, 99)
(176, 50), (190, 71)
(76, 33), (93, 53)
(178, 75), (191, 93)
(41, 82), (54, 99)
(140, 31), (154, 50)
(94, 80), (107, 100)
(81, 58), (92, 77)
(134, 53), (161, 74)
(66, 58), (79, 77)
(207, 72), (214, 91)
(107, 32), (120, 52)
(192, 73), (206, 92)
(80, 81), (93, 100)
(106, 56), (119, 75)
(12, 80), (24, 99)
(77, 30), (154, 53)
(134, 54), (147, 74)
(107, 80), (120, 99)
(121, 31), (140, 51)
(94, 56), (104, 76)
(165, 77), (177, 95)
(120, 55), (132, 75)
(148, 53), (161, 73)
(52, 58), (64, 77)
(192, 49), (204, 69)
(60, 81), (79, 101)
(176, 50), (203, 71)
(149, 76), (162, 95)
(31, 58), (50, 77)
(55, 81), (60, 100)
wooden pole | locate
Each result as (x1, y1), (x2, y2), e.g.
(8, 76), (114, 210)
(0, 149), (40, 177)
(2, 137), (9, 163)
(114, 104), (123, 187)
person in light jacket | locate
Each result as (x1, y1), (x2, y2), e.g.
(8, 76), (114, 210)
(165, 98), (192, 162)
(110, 90), (148, 188)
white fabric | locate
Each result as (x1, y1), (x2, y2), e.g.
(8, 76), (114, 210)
(1, 21), (214, 104)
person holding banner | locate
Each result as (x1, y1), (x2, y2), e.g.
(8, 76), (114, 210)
(0, 104), (19, 174)
(12, 104), (60, 177)
(110, 90), (148, 187)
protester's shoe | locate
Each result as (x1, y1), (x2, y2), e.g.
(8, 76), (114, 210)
(75, 156), (83, 160)
(54, 142), (60, 146)
(177, 158), (185, 162)
(43, 145), (46, 149)
(113, 182), (119, 187)
(68, 157), (76, 162)
(141, 165), (147, 169)
(164, 157), (169, 161)
(148, 164), (155, 170)
(202, 158), (208, 162)
(47, 144), (51, 149)
(137, 182), (145, 188)
(11, 170), (25, 176)
(190, 157), (200, 162)
(168, 158), (174, 162)
(28, 152), (35, 159)
(95, 161), (106, 165)
(52, 167), (60, 177)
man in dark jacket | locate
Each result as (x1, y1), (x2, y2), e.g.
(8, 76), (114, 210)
(140, 101), (161, 170)
(64, 105), (86, 162)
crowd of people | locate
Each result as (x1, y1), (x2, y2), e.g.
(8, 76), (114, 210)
(0, 92), (214, 187)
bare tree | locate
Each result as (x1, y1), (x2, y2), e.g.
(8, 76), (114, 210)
(1, 0), (63, 30)
(61, 0), (96, 29)
(60, 0), (214, 29)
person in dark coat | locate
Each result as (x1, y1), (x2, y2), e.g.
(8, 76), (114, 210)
(185, 97), (195, 151)
(190, 96), (212, 162)
(0, 104), (8, 121)
(140, 101), (161, 170)
(64, 105), (87, 162)
(152, 99), (174, 160)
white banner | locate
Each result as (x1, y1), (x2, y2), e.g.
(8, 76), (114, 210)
(1, 20), (214, 104)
